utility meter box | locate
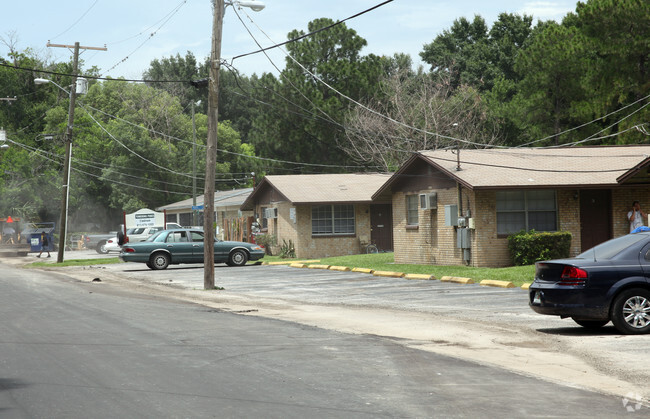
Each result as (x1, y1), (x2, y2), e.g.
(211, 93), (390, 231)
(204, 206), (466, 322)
(457, 227), (471, 249)
(444, 205), (458, 226)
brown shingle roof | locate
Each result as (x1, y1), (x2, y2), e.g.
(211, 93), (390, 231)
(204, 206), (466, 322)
(241, 173), (392, 209)
(418, 146), (650, 189)
(265, 173), (392, 203)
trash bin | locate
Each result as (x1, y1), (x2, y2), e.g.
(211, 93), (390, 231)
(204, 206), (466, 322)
(27, 223), (55, 253)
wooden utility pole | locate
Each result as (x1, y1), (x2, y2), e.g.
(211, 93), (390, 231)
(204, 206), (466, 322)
(47, 41), (106, 263)
(204, 0), (224, 289)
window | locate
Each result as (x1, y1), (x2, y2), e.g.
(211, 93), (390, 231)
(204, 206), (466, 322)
(166, 231), (188, 243)
(406, 195), (419, 225)
(496, 190), (557, 235)
(179, 212), (192, 226)
(312, 204), (355, 235)
(260, 206), (268, 229)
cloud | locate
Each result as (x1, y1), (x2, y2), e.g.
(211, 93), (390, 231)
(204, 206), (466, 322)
(518, 1), (575, 21)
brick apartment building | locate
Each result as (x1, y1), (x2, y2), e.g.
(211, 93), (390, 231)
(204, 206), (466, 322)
(240, 173), (392, 258)
(373, 146), (650, 267)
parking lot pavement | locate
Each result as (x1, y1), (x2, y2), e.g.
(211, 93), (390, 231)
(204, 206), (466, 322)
(102, 262), (537, 320)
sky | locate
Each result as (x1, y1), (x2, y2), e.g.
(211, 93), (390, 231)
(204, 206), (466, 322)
(1, 0), (579, 80)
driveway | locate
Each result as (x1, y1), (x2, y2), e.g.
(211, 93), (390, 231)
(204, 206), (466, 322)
(14, 251), (650, 407)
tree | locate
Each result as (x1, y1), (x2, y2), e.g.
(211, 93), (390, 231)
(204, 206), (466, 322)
(420, 13), (535, 93)
(572, 0), (650, 144)
(510, 21), (587, 145)
(247, 18), (385, 172)
(343, 71), (502, 171)
(420, 15), (494, 91)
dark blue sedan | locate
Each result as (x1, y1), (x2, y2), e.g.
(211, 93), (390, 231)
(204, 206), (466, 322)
(529, 232), (650, 334)
(119, 229), (265, 270)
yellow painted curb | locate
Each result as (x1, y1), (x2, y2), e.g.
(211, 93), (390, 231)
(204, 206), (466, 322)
(289, 263), (307, 268)
(521, 283), (531, 290)
(440, 276), (474, 284)
(329, 265), (351, 272)
(352, 267), (374, 274)
(479, 279), (515, 288)
(263, 259), (321, 265)
(404, 274), (435, 280)
(308, 264), (331, 270)
(373, 270), (405, 278)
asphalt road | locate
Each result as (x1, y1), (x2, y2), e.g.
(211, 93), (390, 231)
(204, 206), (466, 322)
(0, 257), (643, 417)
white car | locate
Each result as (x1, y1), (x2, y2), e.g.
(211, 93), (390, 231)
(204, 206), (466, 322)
(103, 236), (122, 253)
(125, 227), (163, 243)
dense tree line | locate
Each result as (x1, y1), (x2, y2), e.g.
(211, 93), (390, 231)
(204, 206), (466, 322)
(0, 0), (647, 230)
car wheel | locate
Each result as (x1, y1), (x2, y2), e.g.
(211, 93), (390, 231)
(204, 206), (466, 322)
(96, 241), (108, 254)
(228, 249), (248, 266)
(572, 318), (609, 329)
(146, 261), (153, 269)
(149, 252), (170, 270)
(610, 288), (650, 335)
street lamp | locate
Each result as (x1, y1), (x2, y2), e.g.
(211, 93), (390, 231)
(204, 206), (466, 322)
(228, 0), (265, 11)
(34, 77), (85, 263)
(203, 0), (265, 290)
(0, 129), (8, 149)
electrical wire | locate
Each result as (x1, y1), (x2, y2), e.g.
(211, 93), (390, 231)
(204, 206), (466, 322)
(102, 0), (188, 75)
(48, 0), (100, 41)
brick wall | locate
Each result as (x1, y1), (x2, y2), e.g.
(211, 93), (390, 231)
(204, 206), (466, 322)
(393, 188), (466, 265)
(255, 202), (372, 259)
(393, 187), (593, 267)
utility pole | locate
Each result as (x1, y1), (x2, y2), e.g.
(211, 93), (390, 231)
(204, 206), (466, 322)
(204, 0), (225, 290)
(192, 100), (201, 226)
(47, 41), (106, 263)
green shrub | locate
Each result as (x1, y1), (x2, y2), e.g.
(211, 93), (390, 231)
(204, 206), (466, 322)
(508, 230), (572, 266)
(279, 239), (296, 259)
(255, 234), (276, 255)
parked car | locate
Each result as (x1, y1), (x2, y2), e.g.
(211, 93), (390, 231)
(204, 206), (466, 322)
(85, 232), (119, 254)
(529, 232), (650, 334)
(125, 227), (163, 243)
(103, 236), (123, 253)
(119, 228), (265, 270)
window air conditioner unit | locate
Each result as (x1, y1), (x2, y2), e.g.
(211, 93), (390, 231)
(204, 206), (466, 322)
(264, 208), (278, 219)
(419, 192), (438, 210)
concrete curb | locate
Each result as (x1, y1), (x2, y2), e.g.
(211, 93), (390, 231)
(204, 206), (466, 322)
(308, 264), (331, 270)
(440, 276), (474, 284)
(329, 265), (351, 272)
(479, 279), (515, 288)
(352, 267), (374, 274)
(404, 273), (435, 280)
(373, 270), (405, 278)
(264, 260), (320, 265)
(521, 283), (532, 290)
(289, 263), (307, 268)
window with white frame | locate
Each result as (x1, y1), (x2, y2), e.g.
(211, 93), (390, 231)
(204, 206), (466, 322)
(496, 190), (557, 235)
(311, 204), (355, 235)
(406, 195), (419, 225)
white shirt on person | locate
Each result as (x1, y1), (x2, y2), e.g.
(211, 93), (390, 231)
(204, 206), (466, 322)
(628, 210), (644, 232)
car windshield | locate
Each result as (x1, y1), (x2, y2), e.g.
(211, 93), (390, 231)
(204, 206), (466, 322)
(576, 233), (649, 260)
(128, 228), (145, 235)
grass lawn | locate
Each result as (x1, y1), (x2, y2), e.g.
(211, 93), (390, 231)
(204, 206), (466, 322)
(263, 252), (535, 287)
(27, 258), (123, 268)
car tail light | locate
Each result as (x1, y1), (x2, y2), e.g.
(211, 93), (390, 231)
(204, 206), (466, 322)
(559, 266), (587, 286)
(123, 247), (136, 253)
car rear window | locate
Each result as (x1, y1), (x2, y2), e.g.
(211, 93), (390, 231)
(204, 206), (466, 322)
(577, 234), (648, 260)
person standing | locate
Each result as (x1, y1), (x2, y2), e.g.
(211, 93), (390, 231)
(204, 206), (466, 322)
(628, 201), (647, 232)
(37, 231), (51, 258)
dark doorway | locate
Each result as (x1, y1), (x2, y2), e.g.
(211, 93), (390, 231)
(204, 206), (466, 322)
(579, 189), (612, 251)
(370, 204), (393, 251)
